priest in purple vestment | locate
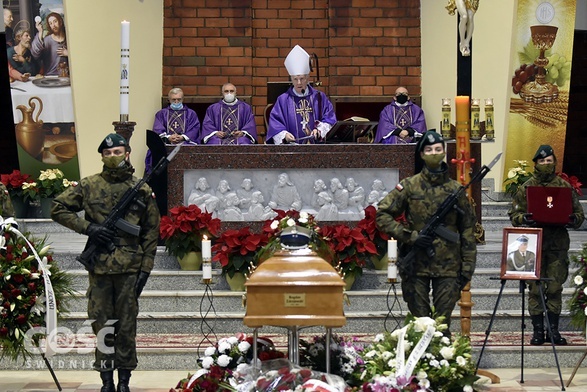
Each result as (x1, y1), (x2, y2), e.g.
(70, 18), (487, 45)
(201, 83), (258, 145)
(374, 87), (427, 144)
(145, 87), (200, 172)
(267, 45), (336, 144)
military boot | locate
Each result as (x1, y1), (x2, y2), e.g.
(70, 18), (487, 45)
(530, 314), (545, 345)
(545, 312), (567, 345)
(100, 370), (115, 392)
(117, 369), (132, 392)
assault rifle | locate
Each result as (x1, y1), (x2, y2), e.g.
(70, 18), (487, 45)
(77, 144), (181, 271)
(398, 153), (502, 275)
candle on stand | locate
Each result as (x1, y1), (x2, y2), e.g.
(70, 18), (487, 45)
(387, 238), (397, 281)
(441, 98), (452, 139)
(470, 98), (481, 140)
(202, 235), (212, 281)
(454, 96), (472, 188)
(484, 98), (494, 140)
(119, 20), (130, 122)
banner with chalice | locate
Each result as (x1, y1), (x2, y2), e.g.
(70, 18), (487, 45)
(504, 0), (576, 184)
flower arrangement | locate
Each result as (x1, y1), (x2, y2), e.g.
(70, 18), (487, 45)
(320, 223), (378, 278)
(159, 204), (221, 260)
(559, 172), (583, 196)
(0, 228), (73, 361)
(299, 334), (365, 387)
(0, 170), (38, 202)
(357, 315), (479, 392)
(568, 243), (587, 331)
(37, 168), (77, 198)
(173, 333), (286, 392)
(212, 227), (269, 278)
(503, 160), (532, 197)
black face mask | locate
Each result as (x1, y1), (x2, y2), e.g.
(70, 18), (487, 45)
(396, 94), (408, 104)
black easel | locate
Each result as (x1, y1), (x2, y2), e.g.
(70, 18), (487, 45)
(384, 282), (403, 333)
(475, 278), (565, 391)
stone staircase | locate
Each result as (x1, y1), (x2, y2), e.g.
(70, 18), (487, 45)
(2, 190), (587, 371)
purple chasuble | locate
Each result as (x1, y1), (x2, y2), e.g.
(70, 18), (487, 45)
(201, 100), (258, 145)
(375, 101), (427, 144)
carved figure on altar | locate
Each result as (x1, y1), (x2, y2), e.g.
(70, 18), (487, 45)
(248, 191), (277, 221)
(221, 192), (244, 221)
(311, 179), (327, 209)
(216, 179), (231, 208)
(367, 190), (381, 208)
(268, 173), (302, 211)
(187, 177), (214, 209)
(345, 177), (366, 213)
(203, 196), (220, 218)
(446, 0), (479, 57)
(237, 178), (255, 210)
(201, 83), (258, 145)
(316, 192), (339, 221)
(266, 45), (336, 144)
(329, 178), (349, 211)
(371, 179), (388, 201)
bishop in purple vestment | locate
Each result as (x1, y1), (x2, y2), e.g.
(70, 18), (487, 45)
(266, 45), (336, 144)
(375, 87), (427, 144)
(145, 87), (200, 172)
(201, 83), (258, 145)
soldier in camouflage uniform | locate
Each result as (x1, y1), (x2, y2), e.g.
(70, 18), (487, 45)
(51, 134), (160, 392)
(0, 183), (15, 217)
(508, 145), (584, 345)
(376, 131), (477, 333)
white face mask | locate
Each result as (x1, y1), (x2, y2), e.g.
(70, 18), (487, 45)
(223, 93), (236, 103)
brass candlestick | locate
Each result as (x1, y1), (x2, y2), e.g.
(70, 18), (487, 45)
(470, 98), (481, 140)
(484, 98), (494, 141)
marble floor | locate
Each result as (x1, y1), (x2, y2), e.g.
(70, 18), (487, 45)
(0, 367), (585, 391)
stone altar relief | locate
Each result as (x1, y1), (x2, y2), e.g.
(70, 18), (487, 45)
(184, 168), (399, 221)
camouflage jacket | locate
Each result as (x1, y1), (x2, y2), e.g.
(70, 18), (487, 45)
(51, 165), (160, 274)
(508, 173), (584, 252)
(376, 164), (477, 279)
(0, 183), (15, 218)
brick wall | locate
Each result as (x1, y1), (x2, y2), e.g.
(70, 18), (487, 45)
(163, 0), (421, 135)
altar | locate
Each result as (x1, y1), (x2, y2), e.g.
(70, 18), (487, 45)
(166, 144), (416, 221)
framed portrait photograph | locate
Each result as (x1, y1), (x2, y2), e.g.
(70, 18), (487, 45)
(500, 227), (543, 280)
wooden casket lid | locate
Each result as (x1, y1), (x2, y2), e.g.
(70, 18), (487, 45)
(246, 247), (345, 287)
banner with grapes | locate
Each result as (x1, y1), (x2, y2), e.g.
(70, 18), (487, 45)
(504, 0), (576, 183)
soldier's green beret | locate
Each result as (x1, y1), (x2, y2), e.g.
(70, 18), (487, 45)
(98, 133), (128, 153)
(532, 144), (555, 162)
(416, 130), (444, 153)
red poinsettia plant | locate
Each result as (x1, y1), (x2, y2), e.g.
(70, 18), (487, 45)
(1, 170), (39, 202)
(212, 227), (269, 278)
(559, 172), (583, 196)
(320, 223), (378, 278)
(159, 204), (221, 259)
(357, 205), (390, 258)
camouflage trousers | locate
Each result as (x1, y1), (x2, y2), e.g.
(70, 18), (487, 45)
(527, 249), (569, 315)
(401, 275), (461, 330)
(87, 273), (138, 371)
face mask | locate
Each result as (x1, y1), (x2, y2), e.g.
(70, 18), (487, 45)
(395, 94), (409, 104)
(421, 153), (445, 170)
(170, 102), (183, 111)
(102, 155), (126, 169)
(223, 93), (236, 103)
(535, 163), (555, 174)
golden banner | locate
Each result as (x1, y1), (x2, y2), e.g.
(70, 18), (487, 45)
(504, 0), (576, 184)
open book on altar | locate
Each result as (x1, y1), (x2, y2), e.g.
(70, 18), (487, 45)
(324, 117), (378, 143)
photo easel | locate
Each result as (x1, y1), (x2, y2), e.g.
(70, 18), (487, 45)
(475, 278), (565, 391)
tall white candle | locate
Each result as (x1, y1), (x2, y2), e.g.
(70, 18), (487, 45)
(202, 235), (212, 259)
(388, 263), (398, 280)
(120, 20), (130, 117)
(202, 262), (212, 280)
(387, 238), (397, 259)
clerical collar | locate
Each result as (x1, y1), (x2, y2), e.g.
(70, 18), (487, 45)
(293, 88), (309, 97)
(395, 101), (409, 107)
(223, 98), (239, 106)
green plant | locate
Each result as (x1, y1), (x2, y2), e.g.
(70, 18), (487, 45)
(568, 243), (587, 332)
(37, 168), (76, 198)
(503, 160), (532, 197)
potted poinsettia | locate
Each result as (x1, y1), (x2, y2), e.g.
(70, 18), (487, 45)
(357, 205), (391, 270)
(37, 168), (78, 218)
(159, 204), (221, 270)
(320, 222), (378, 289)
(211, 227), (269, 291)
(0, 170), (38, 217)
